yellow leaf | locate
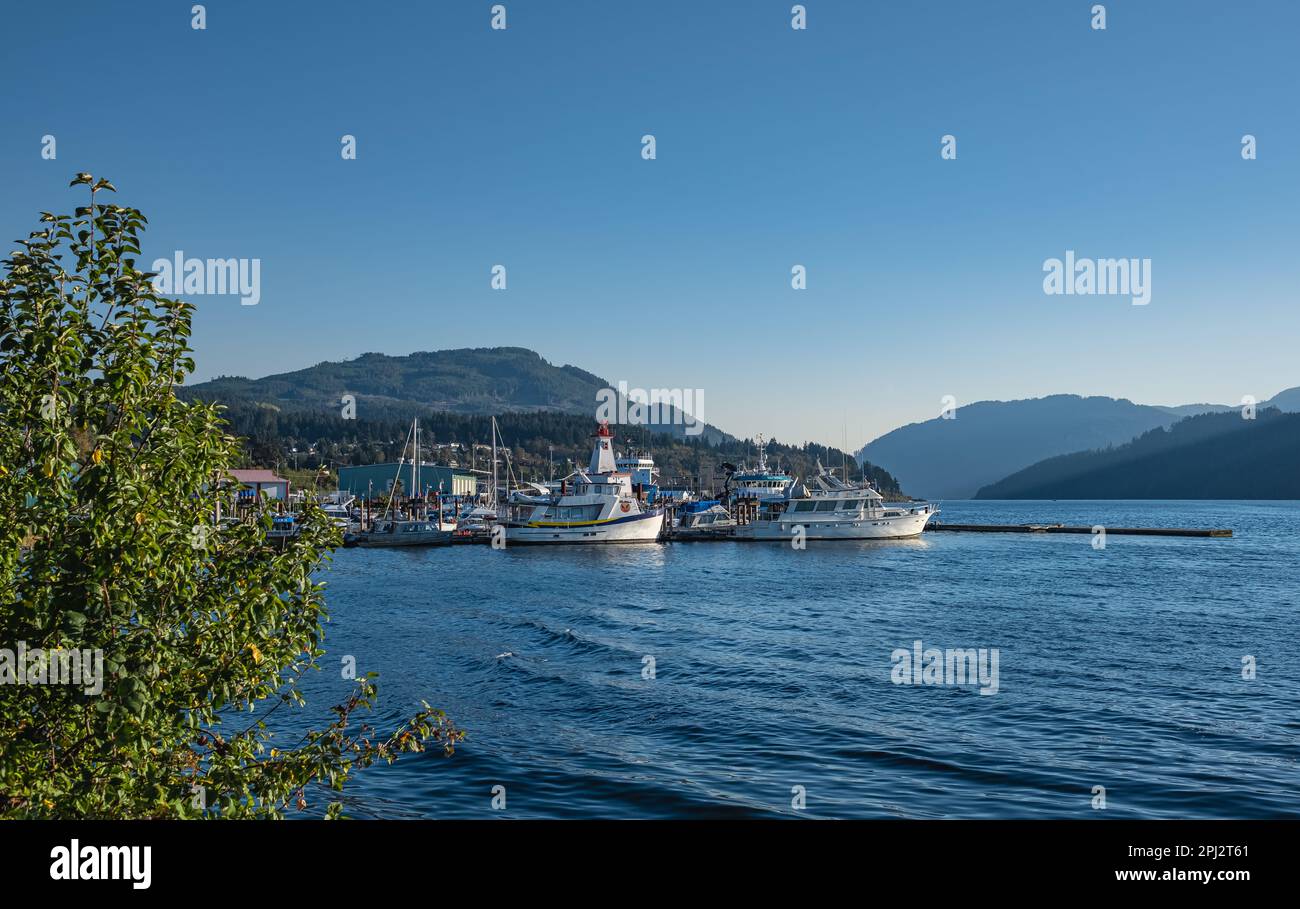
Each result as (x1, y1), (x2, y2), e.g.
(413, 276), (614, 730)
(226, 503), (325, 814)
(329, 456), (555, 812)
(91, 448), (103, 465)
(249, 644), (263, 664)
(134, 512), (145, 526)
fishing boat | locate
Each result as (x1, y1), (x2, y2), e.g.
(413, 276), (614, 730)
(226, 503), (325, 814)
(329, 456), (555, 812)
(729, 435), (793, 500)
(734, 462), (938, 541)
(499, 422), (665, 544)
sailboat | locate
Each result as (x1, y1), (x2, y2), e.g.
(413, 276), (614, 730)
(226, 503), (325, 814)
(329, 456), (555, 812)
(343, 418), (453, 548)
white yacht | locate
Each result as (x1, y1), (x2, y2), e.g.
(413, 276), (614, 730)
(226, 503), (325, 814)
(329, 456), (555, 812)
(500, 422), (665, 544)
(734, 463), (937, 541)
(319, 492), (357, 531)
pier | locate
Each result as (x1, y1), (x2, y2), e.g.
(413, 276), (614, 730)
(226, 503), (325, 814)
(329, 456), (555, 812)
(925, 522), (1231, 538)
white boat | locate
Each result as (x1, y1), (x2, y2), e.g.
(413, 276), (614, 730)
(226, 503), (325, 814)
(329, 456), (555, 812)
(674, 501), (737, 539)
(734, 462), (938, 541)
(319, 492), (357, 531)
(499, 422), (665, 544)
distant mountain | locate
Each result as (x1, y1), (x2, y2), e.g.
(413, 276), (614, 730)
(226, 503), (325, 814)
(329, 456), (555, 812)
(1153, 403), (1236, 417)
(855, 395), (1189, 499)
(856, 388), (1300, 499)
(1153, 387), (1300, 418)
(975, 409), (1300, 499)
(183, 346), (730, 444)
(1264, 386), (1300, 413)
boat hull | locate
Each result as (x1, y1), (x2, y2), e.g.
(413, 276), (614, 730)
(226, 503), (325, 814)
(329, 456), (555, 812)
(344, 530), (453, 547)
(504, 509), (664, 545)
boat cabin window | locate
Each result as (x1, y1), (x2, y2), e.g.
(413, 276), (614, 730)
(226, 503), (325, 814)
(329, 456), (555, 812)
(815, 500), (838, 512)
(793, 501), (816, 513)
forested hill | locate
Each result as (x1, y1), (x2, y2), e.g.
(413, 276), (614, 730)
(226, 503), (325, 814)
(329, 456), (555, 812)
(975, 409), (1300, 499)
(182, 346), (728, 442)
(214, 401), (906, 498)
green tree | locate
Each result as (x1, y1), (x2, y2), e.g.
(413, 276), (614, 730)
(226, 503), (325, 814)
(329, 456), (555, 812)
(0, 175), (460, 818)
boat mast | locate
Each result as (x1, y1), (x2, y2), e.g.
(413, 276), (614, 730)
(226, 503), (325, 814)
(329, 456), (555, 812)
(491, 415), (499, 509)
(383, 419), (415, 521)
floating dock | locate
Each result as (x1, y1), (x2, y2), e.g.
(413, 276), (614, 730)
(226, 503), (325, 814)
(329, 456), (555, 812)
(925, 523), (1231, 538)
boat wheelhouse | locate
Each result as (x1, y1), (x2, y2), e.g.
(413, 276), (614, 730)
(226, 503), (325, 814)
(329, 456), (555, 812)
(500, 422), (664, 544)
(731, 435), (793, 500)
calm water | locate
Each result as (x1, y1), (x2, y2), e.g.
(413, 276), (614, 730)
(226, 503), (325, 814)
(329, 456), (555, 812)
(275, 501), (1299, 818)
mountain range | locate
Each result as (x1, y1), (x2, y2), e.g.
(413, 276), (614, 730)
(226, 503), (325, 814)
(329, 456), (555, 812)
(856, 389), (1300, 500)
(976, 408), (1300, 499)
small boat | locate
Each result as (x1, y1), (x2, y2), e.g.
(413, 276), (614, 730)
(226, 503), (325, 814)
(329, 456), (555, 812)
(673, 500), (737, 539)
(319, 493), (358, 531)
(734, 462), (938, 541)
(343, 517), (452, 548)
(450, 503), (497, 543)
(341, 418), (455, 547)
(266, 514), (300, 547)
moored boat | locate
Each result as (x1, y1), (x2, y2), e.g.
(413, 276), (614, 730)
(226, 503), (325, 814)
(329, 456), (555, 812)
(734, 463), (937, 541)
(343, 517), (452, 547)
(729, 435), (793, 501)
(499, 422), (664, 544)
(673, 500), (737, 539)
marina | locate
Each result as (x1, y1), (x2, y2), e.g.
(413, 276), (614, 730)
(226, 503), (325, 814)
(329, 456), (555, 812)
(246, 421), (1234, 548)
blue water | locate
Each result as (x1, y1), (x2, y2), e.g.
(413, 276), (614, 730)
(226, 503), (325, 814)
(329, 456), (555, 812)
(273, 501), (1299, 818)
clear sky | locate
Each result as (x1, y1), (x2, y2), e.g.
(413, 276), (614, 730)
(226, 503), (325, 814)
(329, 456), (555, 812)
(3, 0), (1297, 449)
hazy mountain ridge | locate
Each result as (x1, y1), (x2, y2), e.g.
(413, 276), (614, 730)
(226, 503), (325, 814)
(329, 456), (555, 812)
(856, 389), (1299, 499)
(975, 409), (1300, 499)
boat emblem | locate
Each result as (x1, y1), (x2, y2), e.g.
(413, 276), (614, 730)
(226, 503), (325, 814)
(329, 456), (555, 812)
(620, 502), (631, 513)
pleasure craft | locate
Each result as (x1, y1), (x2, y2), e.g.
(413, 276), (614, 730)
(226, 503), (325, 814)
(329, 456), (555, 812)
(674, 500), (737, 539)
(734, 463), (937, 541)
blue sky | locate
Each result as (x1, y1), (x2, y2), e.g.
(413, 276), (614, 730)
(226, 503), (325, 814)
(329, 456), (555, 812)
(3, 0), (1297, 448)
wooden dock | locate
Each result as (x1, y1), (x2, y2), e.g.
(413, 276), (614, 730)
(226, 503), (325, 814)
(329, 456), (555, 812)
(925, 523), (1231, 538)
